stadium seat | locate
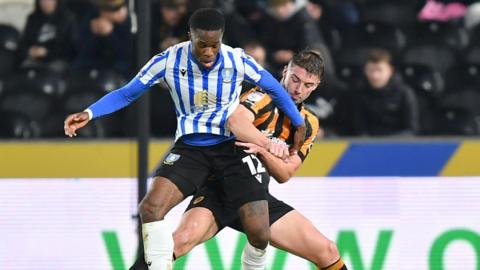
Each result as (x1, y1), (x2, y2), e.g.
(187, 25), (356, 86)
(0, 90), (54, 123)
(0, 49), (15, 75)
(66, 68), (127, 94)
(0, 110), (40, 139)
(433, 107), (480, 135)
(437, 88), (480, 115)
(319, 24), (342, 54)
(339, 21), (407, 53)
(445, 64), (480, 92)
(400, 64), (445, 97)
(433, 88), (480, 135)
(0, 24), (20, 51)
(13, 69), (67, 98)
(335, 64), (367, 90)
(0, 75), (11, 98)
(461, 46), (480, 65)
(399, 63), (445, 135)
(401, 44), (456, 73)
(360, 1), (418, 27)
(38, 114), (66, 138)
(62, 90), (123, 138)
(468, 23), (480, 46)
(407, 21), (469, 51)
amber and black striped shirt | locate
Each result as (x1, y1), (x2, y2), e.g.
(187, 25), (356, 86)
(240, 87), (319, 161)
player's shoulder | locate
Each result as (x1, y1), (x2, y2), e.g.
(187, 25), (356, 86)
(241, 87), (271, 103)
(302, 104), (320, 128)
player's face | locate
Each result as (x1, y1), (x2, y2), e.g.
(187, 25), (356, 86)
(190, 29), (223, 69)
(364, 61), (394, 89)
(282, 64), (320, 104)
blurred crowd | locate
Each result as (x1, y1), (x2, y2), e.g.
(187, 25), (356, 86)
(0, 0), (480, 138)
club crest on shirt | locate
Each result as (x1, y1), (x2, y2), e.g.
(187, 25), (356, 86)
(247, 92), (264, 102)
(193, 196), (205, 205)
(163, 153), (180, 165)
(194, 90), (209, 110)
(221, 68), (233, 83)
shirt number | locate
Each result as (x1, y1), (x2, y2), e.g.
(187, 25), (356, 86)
(242, 155), (266, 177)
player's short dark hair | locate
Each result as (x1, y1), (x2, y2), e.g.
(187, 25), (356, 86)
(290, 49), (325, 80)
(189, 8), (225, 32)
(367, 48), (392, 64)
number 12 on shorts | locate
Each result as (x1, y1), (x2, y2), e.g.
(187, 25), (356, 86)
(242, 155), (266, 182)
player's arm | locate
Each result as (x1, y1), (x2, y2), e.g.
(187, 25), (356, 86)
(65, 51), (170, 137)
(237, 112), (319, 183)
(242, 52), (306, 155)
(228, 105), (288, 159)
(239, 142), (302, 183)
(64, 77), (149, 137)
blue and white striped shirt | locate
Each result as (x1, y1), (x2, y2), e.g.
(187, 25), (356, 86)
(87, 41), (303, 146)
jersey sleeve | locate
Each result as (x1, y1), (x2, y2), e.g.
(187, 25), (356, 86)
(136, 48), (170, 87)
(240, 50), (265, 84)
(240, 88), (274, 118)
(298, 112), (320, 161)
(86, 49), (171, 119)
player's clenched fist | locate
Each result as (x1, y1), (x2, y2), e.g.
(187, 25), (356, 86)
(64, 111), (90, 137)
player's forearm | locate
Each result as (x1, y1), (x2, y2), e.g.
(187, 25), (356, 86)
(88, 77), (148, 119)
(256, 70), (304, 127)
(258, 150), (299, 183)
(227, 112), (270, 148)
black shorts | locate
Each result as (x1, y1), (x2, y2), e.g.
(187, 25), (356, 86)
(154, 138), (269, 209)
(185, 180), (294, 233)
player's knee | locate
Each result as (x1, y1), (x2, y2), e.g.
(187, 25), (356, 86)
(246, 226), (270, 250)
(326, 240), (340, 259)
(315, 240), (340, 267)
(172, 229), (196, 258)
(139, 198), (167, 222)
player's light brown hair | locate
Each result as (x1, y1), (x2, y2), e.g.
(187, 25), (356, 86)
(367, 48), (392, 64)
(289, 49), (325, 80)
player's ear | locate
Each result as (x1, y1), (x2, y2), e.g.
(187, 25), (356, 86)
(282, 65), (288, 77)
(188, 31), (191, 40)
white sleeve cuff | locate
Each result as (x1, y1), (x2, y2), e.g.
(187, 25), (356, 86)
(84, 109), (93, 120)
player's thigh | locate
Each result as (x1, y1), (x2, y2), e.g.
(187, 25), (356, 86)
(270, 210), (338, 264)
(173, 207), (219, 257)
(142, 176), (185, 212)
(218, 144), (270, 211)
(237, 199), (270, 247)
(153, 141), (212, 198)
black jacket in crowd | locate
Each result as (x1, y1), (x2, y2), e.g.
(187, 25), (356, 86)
(16, 0), (76, 65)
(74, 11), (133, 77)
(353, 75), (420, 136)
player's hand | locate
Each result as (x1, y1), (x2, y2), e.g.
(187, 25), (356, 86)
(266, 138), (289, 160)
(236, 141), (265, 155)
(290, 123), (307, 156)
(64, 112), (90, 137)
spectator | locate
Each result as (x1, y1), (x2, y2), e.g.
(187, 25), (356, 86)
(353, 49), (420, 136)
(74, 0), (133, 77)
(151, 0), (189, 53)
(258, 0), (325, 76)
(243, 41), (269, 69)
(241, 41), (270, 93)
(16, 0), (76, 73)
